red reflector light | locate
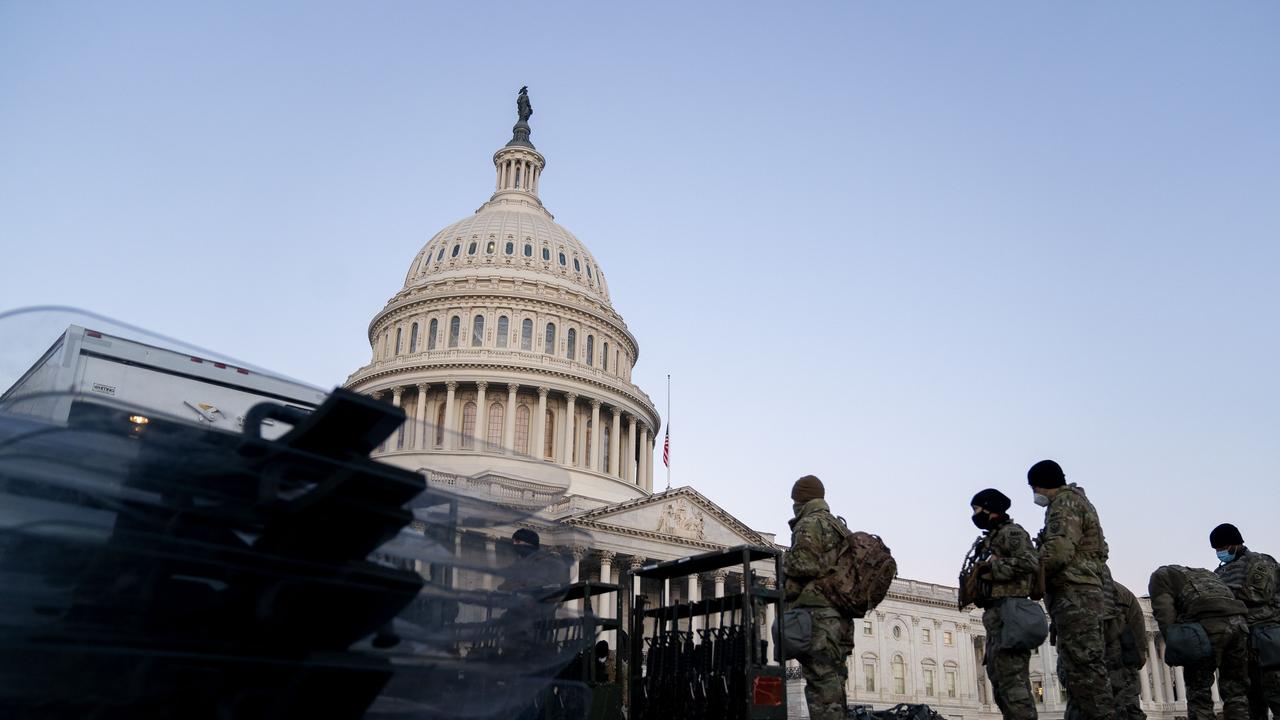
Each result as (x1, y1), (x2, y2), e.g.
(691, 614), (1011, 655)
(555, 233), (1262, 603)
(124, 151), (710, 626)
(190, 357), (203, 363)
(753, 676), (783, 706)
(213, 362), (226, 369)
(85, 330), (103, 338)
(236, 368), (249, 375)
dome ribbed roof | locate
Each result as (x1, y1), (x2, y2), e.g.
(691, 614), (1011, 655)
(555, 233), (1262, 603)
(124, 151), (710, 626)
(403, 202), (611, 303)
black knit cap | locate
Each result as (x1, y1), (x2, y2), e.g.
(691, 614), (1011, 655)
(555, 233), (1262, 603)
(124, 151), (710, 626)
(1027, 459), (1066, 489)
(970, 488), (1012, 514)
(1210, 523), (1244, 548)
(512, 528), (540, 547)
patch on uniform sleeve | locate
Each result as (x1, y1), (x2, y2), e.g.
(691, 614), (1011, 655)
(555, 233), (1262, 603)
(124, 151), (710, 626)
(1048, 518), (1065, 535)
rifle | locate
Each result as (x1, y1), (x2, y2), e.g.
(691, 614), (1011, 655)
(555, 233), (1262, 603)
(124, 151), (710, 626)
(957, 535), (992, 610)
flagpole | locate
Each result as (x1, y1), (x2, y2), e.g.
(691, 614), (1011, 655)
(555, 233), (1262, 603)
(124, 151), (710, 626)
(665, 373), (671, 491)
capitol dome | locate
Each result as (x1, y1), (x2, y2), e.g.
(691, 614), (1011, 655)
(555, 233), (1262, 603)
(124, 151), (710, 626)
(346, 93), (660, 506)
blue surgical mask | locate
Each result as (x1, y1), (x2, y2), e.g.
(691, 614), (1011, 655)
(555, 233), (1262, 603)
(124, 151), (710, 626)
(1033, 493), (1050, 507)
(1217, 549), (1236, 564)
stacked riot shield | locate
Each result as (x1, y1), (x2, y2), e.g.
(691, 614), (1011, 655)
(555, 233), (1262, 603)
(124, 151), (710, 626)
(0, 307), (593, 720)
(629, 545), (786, 720)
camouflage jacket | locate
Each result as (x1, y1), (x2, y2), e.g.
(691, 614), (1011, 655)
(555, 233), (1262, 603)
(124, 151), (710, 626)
(1108, 578), (1148, 664)
(1215, 547), (1280, 626)
(1035, 484), (1109, 590)
(1148, 564), (1247, 630)
(979, 517), (1039, 603)
(784, 498), (845, 608)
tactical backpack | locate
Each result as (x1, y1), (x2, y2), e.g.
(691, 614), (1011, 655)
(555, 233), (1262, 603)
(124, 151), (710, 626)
(815, 515), (897, 619)
(1178, 567), (1240, 620)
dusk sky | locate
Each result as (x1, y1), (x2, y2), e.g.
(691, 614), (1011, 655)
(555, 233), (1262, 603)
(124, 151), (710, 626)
(2, 2), (1277, 591)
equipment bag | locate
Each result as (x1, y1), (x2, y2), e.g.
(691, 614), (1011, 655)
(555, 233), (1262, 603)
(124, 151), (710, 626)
(815, 515), (897, 619)
(1252, 625), (1280, 670)
(772, 607), (813, 663)
(996, 598), (1049, 651)
(1163, 622), (1213, 666)
(1119, 626), (1144, 668)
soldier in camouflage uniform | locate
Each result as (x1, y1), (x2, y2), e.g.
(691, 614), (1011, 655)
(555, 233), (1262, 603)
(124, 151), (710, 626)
(784, 475), (854, 720)
(1028, 459), (1116, 720)
(966, 488), (1041, 720)
(1148, 564), (1250, 720)
(1211, 523), (1280, 720)
(1106, 575), (1148, 720)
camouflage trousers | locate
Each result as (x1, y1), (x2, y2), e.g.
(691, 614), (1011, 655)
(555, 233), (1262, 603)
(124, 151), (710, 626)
(1247, 632), (1280, 720)
(1108, 666), (1144, 720)
(800, 607), (854, 720)
(1185, 616), (1249, 720)
(1050, 586), (1116, 720)
(984, 605), (1037, 720)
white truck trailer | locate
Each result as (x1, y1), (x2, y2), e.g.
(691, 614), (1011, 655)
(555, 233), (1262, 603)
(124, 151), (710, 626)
(0, 324), (328, 439)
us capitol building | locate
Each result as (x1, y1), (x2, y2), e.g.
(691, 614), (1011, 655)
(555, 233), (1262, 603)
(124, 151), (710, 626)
(343, 92), (1200, 720)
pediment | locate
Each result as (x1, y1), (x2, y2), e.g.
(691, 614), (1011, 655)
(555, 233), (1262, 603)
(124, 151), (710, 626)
(561, 486), (770, 549)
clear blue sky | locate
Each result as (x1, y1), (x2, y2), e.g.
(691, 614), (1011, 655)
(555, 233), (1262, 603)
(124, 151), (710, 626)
(2, 2), (1277, 591)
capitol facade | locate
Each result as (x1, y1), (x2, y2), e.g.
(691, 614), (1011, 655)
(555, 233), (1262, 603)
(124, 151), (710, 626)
(343, 95), (1202, 720)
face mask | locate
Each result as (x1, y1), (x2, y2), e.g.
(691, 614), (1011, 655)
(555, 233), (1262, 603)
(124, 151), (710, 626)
(1217, 549), (1236, 564)
(514, 544), (536, 558)
(1033, 493), (1050, 507)
(971, 512), (991, 530)
(793, 502), (806, 517)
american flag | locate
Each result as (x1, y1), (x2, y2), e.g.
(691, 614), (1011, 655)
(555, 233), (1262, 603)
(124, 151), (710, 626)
(662, 427), (670, 467)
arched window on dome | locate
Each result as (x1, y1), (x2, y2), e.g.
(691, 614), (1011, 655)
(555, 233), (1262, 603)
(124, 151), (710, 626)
(434, 402), (446, 448)
(573, 257), (581, 272)
(544, 323), (555, 355)
(461, 402), (476, 449)
(558, 251), (567, 266)
(542, 247), (551, 262)
(505, 241), (514, 255)
(468, 241), (477, 255)
(486, 240), (495, 254)
(566, 329), (576, 360)
(586, 264), (593, 281)
(487, 402), (504, 449)
(586, 335), (594, 366)
(428, 318), (438, 350)
(602, 423), (611, 473)
(471, 314), (484, 347)
(514, 404), (531, 455)
(496, 316), (509, 348)
(394, 327), (402, 355)
(448, 316), (460, 348)
(436, 247), (445, 262)
(521, 319), (533, 351)
(524, 243), (533, 257)
(602, 343), (609, 371)
(615, 350), (620, 375)
(409, 323), (419, 353)
(544, 409), (555, 460)
(584, 418), (592, 467)
(451, 243), (461, 258)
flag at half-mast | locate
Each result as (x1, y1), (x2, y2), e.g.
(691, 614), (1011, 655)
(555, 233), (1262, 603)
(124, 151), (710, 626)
(662, 427), (670, 467)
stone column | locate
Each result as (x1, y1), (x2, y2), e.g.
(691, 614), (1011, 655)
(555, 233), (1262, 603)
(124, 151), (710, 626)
(390, 386), (405, 450)
(590, 400), (602, 472)
(504, 383), (518, 452)
(1138, 656), (1152, 703)
(569, 547), (587, 614)
(443, 381), (458, 450)
(535, 386), (550, 460)
(563, 393), (577, 465)
(687, 571), (701, 633)
(763, 578), (778, 664)
(1148, 634), (1164, 703)
(1174, 666), (1187, 703)
(474, 381), (487, 450)
(639, 426), (650, 492)
(626, 414), (637, 483)
(414, 383), (428, 449)
(630, 556), (646, 639)
(484, 537), (497, 590)
(712, 570), (727, 629)
(598, 551), (616, 644)
(609, 407), (622, 477)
